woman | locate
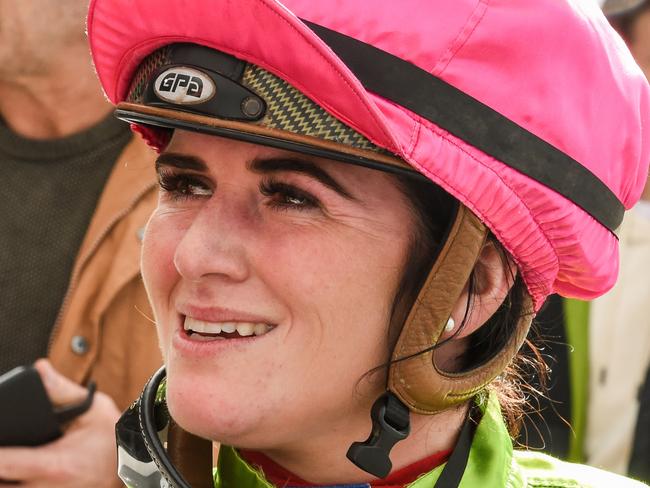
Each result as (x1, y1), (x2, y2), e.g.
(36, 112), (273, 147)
(87, 0), (650, 486)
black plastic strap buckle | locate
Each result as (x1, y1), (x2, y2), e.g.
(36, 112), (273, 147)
(346, 391), (411, 478)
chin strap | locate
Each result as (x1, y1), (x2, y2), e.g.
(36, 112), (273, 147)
(348, 204), (533, 479)
(347, 394), (479, 484)
(346, 392), (411, 478)
(167, 418), (213, 487)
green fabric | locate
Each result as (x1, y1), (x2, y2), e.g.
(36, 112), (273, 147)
(407, 393), (511, 488)
(216, 447), (275, 488)
(562, 299), (590, 463)
(214, 392), (647, 487)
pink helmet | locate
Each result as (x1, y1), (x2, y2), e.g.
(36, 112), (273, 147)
(88, 0), (650, 312)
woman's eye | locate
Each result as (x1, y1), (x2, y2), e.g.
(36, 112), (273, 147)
(158, 172), (212, 200)
(260, 180), (319, 211)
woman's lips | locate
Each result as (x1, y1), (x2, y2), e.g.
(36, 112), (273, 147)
(183, 316), (274, 340)
(176, 304), (275, 324)
(171, 315), (277, 356)
(174, 305), (278, 342)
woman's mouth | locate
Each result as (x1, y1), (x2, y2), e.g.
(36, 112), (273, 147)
(183, 316), (275, 341)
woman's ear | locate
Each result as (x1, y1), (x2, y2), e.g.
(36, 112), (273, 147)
(441, 241), (516, 340)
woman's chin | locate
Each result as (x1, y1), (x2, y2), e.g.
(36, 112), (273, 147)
(165, 374), (264, 445)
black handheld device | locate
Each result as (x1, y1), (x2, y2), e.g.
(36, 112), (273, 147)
(0, 365), (95, 446)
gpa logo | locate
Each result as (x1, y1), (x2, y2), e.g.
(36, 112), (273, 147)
(154, 67), (216, 105)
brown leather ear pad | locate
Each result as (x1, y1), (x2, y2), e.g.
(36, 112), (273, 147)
(388, 205), (533, 414)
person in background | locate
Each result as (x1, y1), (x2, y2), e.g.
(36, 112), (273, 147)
(521, 0), (650, 482)
(0, 1), (161, 486)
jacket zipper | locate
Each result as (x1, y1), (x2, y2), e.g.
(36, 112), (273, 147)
(47, 183), (156, 354)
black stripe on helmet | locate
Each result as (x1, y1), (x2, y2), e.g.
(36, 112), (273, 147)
(303, 20), (624, 235)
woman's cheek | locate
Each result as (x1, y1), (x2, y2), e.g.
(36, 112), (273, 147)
(141, 211), (184, 347)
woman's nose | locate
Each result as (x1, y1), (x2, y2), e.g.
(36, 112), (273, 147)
(172, 196), (251, 283)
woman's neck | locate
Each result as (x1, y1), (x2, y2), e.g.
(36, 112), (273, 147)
(256, 402), (468, 485)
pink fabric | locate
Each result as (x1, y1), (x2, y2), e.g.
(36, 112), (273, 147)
(88, 0), (650, 310)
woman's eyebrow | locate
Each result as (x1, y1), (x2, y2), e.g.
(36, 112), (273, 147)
(155, 153), (208, 172)
(250, 157), (355, 200)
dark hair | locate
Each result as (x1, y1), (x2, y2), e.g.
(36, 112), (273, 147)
(389, 175), (545, 436)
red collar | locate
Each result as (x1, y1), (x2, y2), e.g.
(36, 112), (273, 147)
(239, 448), (452, 487)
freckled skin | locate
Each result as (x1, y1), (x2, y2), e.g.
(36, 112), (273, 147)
(142, 130), (416, 463)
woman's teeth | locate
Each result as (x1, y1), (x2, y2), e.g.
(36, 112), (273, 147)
(183, 317), (273, 339)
